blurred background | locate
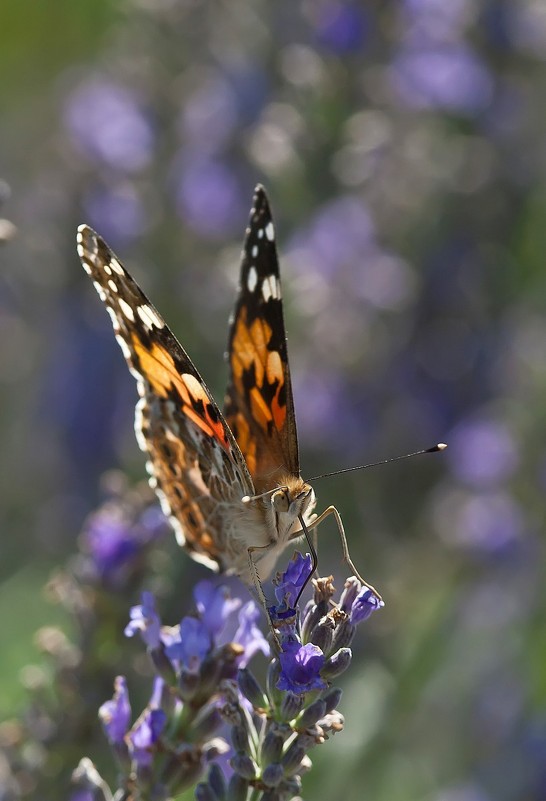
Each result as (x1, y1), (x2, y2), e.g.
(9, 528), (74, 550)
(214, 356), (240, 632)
(1, 0), (546, 799)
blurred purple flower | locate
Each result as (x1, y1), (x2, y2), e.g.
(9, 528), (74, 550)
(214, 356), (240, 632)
(401, 0), (474, 44)
(83, 501), (166, 585)
(233, 601), (270, 667)
(454, 491), (523, 555)
(82, 182), (148, 247)
(173, 159), (244, 238)
(125, 592), (162, 649)
(180, 75), (238, 153)
(314, 3), (369, 53)
(99, 676), (131, 745)
(65, 78), (154, 172)
(128, 708), (167, 768)
(349, 587), (384, 625)
(390, 44), (493, 114)
(277, 641), (327, 693)
(166, 617), (212, 673)
(448, 418), (519, 488)
(84, 508), (138, 581)
(289, 195), (374, 280)
(194, 580), (241, 637)
(292, 367), (373, 458)
(69, 792), (95, 801)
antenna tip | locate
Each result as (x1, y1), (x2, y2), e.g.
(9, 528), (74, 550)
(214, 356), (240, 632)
(429, 442), (447, 452)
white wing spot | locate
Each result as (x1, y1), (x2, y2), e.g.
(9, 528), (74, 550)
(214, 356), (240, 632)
(106, 305), (120, 331)
(93, 281), (107, 301)
(247, 266), (258, 293)
(251, 245), (258, 258)
(138, 304), (164, 329)
(119, 298), (135, 322)
(265, 222), (275, 241)
(108, 279), (118, 293)
(257, 228), (264, 239)
(103, 263), (112, 276)
(110, 258), (124, 276)
(81, 260), (92, 275)
(115, 333), (132, 360)
(262, 275), (280, 302)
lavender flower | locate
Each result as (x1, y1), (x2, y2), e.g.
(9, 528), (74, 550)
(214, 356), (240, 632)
(124, 591), (162, 649)
(64, 77), (154, 172)
(277, 642), (327, 693)
(166, 616), (212, 672)
(98, 676), (131, 745)
(73, 552), (383, 800)
(81, 485), (169, 588)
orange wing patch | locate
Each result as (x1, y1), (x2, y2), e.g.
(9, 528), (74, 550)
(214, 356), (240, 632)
(230, 312), (287, 435)
(132, 335), (230, 450)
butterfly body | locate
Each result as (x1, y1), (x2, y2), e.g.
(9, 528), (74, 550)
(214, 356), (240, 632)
(77, 186), (319, 590)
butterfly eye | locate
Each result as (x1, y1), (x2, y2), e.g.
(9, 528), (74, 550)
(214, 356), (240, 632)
(272, 490), (290, 513)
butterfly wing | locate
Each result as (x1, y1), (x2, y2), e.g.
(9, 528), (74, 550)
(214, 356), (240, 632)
(77, 225), (255, 572)
(224, 185), (300, 492)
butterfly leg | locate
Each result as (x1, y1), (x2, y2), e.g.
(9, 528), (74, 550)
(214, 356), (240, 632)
(297, 505), (382, 602)
(247, 545), (281, 650)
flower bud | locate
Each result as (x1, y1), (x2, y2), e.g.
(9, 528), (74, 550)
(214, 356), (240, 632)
(321, 686), (343, 713)
(331, 618), (356, 651)
(192, 704), (223, 741)
(261, 728), (284, 764)
(195, 784), (216, 801)
(230, 753), (257, 781)
(231, 724), (251, 754)
(238, 668), (267, 710)
(207, 762), (227, 800)
(308, 617), (334, 654)
(321, 647), (352, 679)
(262, 762), (284, 788)
(281, 741), (306, 776)
(227, 774), (250, 801)
(297, 699), (327, 730)
(266, 658), (283, 709)
(279, 691), (304, 721)
(179, 668), (200, 700)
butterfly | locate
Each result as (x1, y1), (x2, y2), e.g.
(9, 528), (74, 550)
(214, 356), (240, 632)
(77, 185), (380, 610)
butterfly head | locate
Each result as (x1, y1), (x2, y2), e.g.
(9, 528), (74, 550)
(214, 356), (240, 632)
(271, 477), (314, 519)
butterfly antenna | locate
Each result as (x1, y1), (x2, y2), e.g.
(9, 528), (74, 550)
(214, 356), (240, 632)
(308, 443), (447, 482)
(242, 486), (289, 504)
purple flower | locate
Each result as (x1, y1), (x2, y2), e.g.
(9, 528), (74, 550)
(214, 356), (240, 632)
(173, 159), (244, 239)
(128, 708), (167, 768)
(83, 502), (168, 585)
(349, 588), (384, 625)
(401, 0), (473, 44)
(314, 2), (369, 53)
(165, 617), (212, 672)
(64, 77), (154, 172)
(124, 592), (161, 649)
(274, 552), (313, 611)
(452, 491), (523, 556)
(289, 195), (375, 281)
(233, 601), (270, 667)
(389, 44), (493, 114)
(84, 508), (138, 582)
(194, 581), (242, 637)
(448, 418), (519, 488)
(99, 676), (131, 744)
(82, 182), (148, 247)
(277, 641), (327, 694)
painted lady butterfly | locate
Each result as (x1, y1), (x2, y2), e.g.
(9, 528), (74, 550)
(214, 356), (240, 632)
(77, 185), (380, 607)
